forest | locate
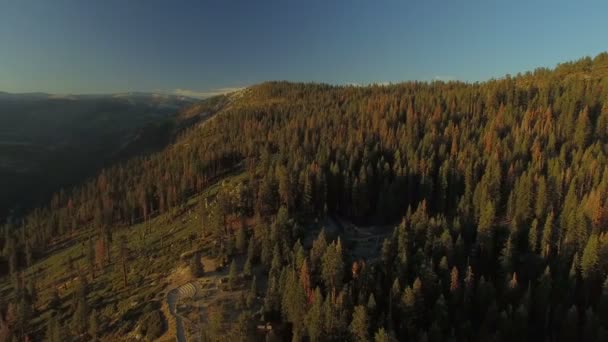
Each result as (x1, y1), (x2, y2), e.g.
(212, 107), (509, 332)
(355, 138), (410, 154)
(3, 54), (608, 341)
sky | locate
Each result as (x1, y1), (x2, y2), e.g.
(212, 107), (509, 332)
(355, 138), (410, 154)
(1, 0), (607, 96)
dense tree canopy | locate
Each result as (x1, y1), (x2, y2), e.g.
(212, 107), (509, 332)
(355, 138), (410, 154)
(5, 53), (608, 340)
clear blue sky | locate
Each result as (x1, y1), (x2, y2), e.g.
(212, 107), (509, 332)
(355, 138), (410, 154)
(1, 0), (607, 95)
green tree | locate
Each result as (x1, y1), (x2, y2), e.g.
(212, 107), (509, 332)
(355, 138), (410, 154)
(575, 106), (592, 149)
(235, 223), (247, 253)
(306, 287), (324, 342)
(72, 296), (88, 335)
(541, 212), (555, 258)
(581, 234), (599, 280)
(229, 259), (239, 289)
(230, 311), (254, 340)
(89, 309), (99, 340)
(246, 276), (257, 308)
(321, 239), (344, 290)
(349, 305), (369, 342)
(190, 253), (204, 277)
(528, 219), (539, 253)
(206, 303), (224, 340)
(477, 202), (495, 253)
(46, 313), (62, 342)
(119, 236), (129, 288)
(281, 269), (307, 340)
(310, 229), (328, 272)
(374, 327), (395, 342)
(87, 238), (96, 280)
(243, 257), (252, 278)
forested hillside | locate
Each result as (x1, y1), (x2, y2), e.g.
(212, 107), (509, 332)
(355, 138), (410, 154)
(5, 54), (608, 341)
(0, 93), (197, 219)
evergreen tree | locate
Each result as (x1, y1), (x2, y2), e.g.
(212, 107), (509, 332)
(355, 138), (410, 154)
(350, 305), (369, 342)
(89, 309), (99, 340)
(574, 106), (592, 149)
(581, 234), (599, 280)
(374, 327), (395, 342)
(229, 259), (239, 289)
(310, 229), (328, 272)
(243, 257), (253, 278)
(281, 270), (307, 339)
(46, 314), (62, 342)
(72, 296), (88, 335)
(236, 224), (247, 253)
(477, 202), (495, 254)
(321, 239), (344, 291)
(87, 238), (96, 280)
(246, 276), (257, 308)
(541, 212), (555, 258)
(190, 253), (204, 277)
(306, 288), (324, 342)
(528, 219), (539, 254)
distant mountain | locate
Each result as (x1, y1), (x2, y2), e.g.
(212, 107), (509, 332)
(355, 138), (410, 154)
(0, 92), (202, 218)
(0, 90), (197, 104)
(0, 91), (53, 101)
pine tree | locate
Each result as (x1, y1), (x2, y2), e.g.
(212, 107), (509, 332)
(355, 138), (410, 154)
(229, 259), (238, 289)
(596, 102), (608, 140)
(367, 293), (377, 313)
(477, 202), (495, 253)
(561, 305), (579, 341)
(190, 253), (204, 277)
(581, 234), (599, 280)
(243, 257), (252, 278)
(89, 309), (99, 340)
(350, 305), (369, 342)
(402, 285), (417, 336)
(231, 311), (254, 341)
(300, 259), (312, 301)
(281, 270), (307, 339)
(246, 276), (257, 308)
(72, 296), (88, 335)
(575, 106), (592, 149)
(207, 303), (224, 340)
(535, 177), (548, 219)
(528, 219), (539, 253)
(236, 224), (247, 253)
(321, 239), (344, 291)
(374, 327), (395, 342)
(306, 287), (324, 342)
(87, 238), (96, 280)
(247, 238), (256, 264)
(46, 313), (62, 342)
(449, 266), (460, 294)
(310, 229), (328, 272)
(499, 237), (515, 276)
(433, 294), (448, 331)
(541, 212), (555, 258)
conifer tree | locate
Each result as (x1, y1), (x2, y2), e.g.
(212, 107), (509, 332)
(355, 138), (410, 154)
(229, 259), (238, 289)
(235, 224), (247, 253)
(349, 305), (369, 342)
(321, 239), (344, 291)
(190, 253), (204, 277)
(575, 106), (592, 149)
(89, 309), (99, 340)
(306, 287), (324, 342)
(581, 234), (599, 280)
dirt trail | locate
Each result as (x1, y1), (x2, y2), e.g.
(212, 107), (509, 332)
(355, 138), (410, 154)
(155, 299), (177, 342)
(167, 288), (187, 342)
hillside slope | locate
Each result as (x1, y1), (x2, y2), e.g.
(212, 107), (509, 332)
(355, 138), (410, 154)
(4, 54), (608, 340)
(0, 93), (207, 219)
